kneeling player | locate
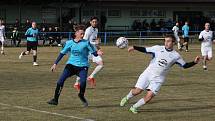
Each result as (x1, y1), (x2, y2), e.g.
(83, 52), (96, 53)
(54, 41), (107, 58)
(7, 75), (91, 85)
(120, 34), (200, 114)
(47, 25), (103, 107)
(199, 22), (215, 70)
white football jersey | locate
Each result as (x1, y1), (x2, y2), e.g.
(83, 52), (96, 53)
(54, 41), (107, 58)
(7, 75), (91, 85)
(145, 45), (186, 79)
(84, 26), (98, 45)
(199, 30), (213, 48)
(0, 25), (5, 37)
(172, 26), (179, 36)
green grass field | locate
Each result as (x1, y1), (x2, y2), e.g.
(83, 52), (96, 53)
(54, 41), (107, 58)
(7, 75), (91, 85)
(0, 44), (215, 121)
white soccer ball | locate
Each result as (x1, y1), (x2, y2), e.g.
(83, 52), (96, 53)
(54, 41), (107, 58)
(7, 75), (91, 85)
(116, 37), (128, 49)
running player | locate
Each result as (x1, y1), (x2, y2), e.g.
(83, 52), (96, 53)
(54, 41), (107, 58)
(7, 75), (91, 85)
(120, 34), (200, 114)
(199, 22), (215, 70)
(172, 22), (180, 50)
(74, 17), (104, 89)
(0, 20), (6, 55)
(47, 25), (103, 107)
(181, 21), (190, 52)
(19, 22), (39, 66)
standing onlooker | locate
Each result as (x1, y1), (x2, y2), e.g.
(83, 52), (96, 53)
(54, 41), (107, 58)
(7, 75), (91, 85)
(181, 21), (190, 52)
(100, 13), (107, 32)
(47, 27), (54, 46)
(40, 27), (47, 46)
(11, 27), (21, 47)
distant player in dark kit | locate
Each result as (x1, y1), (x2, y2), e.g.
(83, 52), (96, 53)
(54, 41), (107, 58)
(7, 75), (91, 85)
(19, 22), (39, 66)
(47, 25), (103, 107)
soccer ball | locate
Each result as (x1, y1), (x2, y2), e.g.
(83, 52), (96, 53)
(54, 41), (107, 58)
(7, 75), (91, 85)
(116, 37), (128, 49)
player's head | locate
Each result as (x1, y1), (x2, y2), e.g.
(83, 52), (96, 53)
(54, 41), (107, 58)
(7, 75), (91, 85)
(90, 16), (98, 28)
(74, 25), (85, 40)
(185, 21), (188, 25)
(205, 22), (210, 31)
(32, 22), (37, 29)
(164, 34), (175, 49)
(176, 22), (179, 26)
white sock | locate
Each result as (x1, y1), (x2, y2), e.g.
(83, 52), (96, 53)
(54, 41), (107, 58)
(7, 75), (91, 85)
(177, 43), (181, 49)
(133, 98), (145, 108)
(75, 77), (80, 83)
(89, 65), (103, 78)
(126, 90), (134, 100)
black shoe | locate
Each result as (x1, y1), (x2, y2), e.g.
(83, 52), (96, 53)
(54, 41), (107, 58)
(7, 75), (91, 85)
(47, 98), (58, 105)
(78, 93), (88, 107)
(203, 67), (208, 71)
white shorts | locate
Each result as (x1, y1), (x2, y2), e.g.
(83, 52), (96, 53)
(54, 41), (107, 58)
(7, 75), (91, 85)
(135, 71), (165, 95)
(0, 36), (4, 42)
(174, 34), (180, 42)
(201, 47), (212, 58)
(89, 54), (103, 63)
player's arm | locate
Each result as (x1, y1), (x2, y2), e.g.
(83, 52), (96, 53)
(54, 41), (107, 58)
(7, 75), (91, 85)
(198, 32), (204, 41)
(25, 29), (33, 37)
(176, 56), (200, 69)
(51, 41), (71, 72)
(128, 46), (147, 53)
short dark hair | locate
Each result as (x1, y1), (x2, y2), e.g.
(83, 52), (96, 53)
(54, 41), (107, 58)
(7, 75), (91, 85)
(74, 25), (86, 32)
(164, 34), (176, 42)
(90, 16), (99, 21)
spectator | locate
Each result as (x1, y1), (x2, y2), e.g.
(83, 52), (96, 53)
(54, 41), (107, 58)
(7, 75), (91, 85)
(11, 27), (21, 47)
(14, 19), (20, 29)
(50, 26), (62, 47)
(47, 27), (54, 46)
(40, 27), (47, 46)
(150, 19), (156, 31)
(100, 13), (107, 32)
(24, 19), (31, 31)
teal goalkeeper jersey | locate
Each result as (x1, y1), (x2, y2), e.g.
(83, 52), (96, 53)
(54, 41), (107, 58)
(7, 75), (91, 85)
(61, 39), (96, 67)
(25, 27), (39, 42)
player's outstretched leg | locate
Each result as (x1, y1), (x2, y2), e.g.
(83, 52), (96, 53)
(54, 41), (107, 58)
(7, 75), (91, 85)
(19, 51), (29, 59)
(129, 90), (154, 114)
(120, 88), (142, 107)
(73, 76), (80, 90)
(88, 59), (104, 88)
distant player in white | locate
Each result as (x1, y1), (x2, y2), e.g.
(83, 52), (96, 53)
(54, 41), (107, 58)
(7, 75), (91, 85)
(120, 35), (200, 114)
(172, 22), (180, 50)
(0, 20), (6, 55)
(199, 22), (215, 70)
(74, 17), (104, 89)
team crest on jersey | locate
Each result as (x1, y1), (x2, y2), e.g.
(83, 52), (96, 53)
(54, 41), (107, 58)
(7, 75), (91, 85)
(158, 59), (168, 67)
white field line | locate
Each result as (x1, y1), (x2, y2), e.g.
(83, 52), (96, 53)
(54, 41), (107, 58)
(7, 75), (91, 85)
(0, 102), (94, 121)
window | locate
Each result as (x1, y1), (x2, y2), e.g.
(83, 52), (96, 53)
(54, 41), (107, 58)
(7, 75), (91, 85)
(108, 9), (121, 17)
(130, 9), (141, 17)
(142, 9), (166, 18)
(129, 8), (166, 18)
(208, 11), (215, 18)
(83, 9), (94, 17)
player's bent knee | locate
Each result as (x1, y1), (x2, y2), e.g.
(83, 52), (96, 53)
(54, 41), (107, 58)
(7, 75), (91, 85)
(32, 50), (37, 56)
(132, 88), (142, 95)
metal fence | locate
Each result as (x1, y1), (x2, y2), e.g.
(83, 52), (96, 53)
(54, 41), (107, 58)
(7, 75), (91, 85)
(4, 31), (201, 46)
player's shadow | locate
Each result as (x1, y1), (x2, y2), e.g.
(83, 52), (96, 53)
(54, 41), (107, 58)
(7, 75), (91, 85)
(95, 86), (133, 90)
(139, 105), (215, 113)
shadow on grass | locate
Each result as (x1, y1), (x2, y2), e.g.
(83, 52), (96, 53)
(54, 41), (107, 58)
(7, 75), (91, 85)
(139, 105), (215, 112)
